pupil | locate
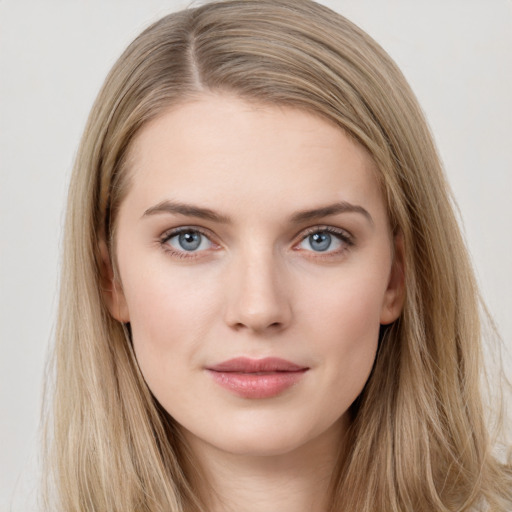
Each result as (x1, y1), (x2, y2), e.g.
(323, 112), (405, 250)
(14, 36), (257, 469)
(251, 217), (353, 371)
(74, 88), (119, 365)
(310, 232), (331, 251)
(179, 231), (201, 251)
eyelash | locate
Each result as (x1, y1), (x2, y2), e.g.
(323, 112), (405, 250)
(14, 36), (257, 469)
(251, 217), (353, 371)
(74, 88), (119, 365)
(158, 225), (354, 260)
(159, 226), (217, 260)
(295, 226), (354, 258)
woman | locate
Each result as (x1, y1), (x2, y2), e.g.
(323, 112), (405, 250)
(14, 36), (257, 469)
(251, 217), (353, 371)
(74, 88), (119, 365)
(43, 0), (512, 510)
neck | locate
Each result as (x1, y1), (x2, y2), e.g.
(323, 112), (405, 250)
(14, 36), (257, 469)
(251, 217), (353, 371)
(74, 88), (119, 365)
(182, 418), (348, 512)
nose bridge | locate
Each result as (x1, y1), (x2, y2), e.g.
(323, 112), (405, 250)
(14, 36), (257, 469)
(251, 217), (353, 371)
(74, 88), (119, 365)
(224, 241), (291, 333)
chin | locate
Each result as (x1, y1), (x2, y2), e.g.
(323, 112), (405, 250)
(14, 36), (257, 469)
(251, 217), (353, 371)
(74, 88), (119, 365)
(211, 429), (311, 457)
(184, 411), (345, 459)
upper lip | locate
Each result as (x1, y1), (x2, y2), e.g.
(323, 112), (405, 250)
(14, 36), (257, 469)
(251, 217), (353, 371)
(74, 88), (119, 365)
(207, 357), (308, 373)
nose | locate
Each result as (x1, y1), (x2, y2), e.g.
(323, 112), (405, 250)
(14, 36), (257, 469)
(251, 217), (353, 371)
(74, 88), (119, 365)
(223, 248), (292, 334)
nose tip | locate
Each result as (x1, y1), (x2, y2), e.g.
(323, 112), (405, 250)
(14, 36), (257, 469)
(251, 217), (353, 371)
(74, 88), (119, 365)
(230, 302), (286, 333)
(223, 257), (292, 334)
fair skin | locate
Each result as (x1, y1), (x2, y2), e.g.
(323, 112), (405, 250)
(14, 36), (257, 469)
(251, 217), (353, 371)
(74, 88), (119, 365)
(106, 93), (404, 512)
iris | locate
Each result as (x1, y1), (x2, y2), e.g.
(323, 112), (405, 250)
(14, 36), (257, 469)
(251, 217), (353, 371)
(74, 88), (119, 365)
(308, 232), (332, 252)
(178, 231), (202, 251)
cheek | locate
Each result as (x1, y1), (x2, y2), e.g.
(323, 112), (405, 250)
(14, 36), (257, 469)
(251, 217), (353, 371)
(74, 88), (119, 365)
(120, 264), (221, 390)
(301, 271), (386, 398)
(304, 268), (387, 342)
(122, 253), (220, 329)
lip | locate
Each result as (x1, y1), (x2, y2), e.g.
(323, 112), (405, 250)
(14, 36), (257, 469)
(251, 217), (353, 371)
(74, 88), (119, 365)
(206, 357), (309, 399)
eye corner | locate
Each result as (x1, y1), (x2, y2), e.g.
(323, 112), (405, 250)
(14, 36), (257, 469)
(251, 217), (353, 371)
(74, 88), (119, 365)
(158, 226), (220, 260)
(293, 226), (355, 258)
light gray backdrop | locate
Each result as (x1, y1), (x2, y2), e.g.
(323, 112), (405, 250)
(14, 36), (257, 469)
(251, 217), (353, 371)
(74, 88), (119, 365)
(1, 1), (511, 510)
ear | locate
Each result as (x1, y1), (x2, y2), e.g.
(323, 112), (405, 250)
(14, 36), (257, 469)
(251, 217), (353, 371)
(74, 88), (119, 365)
(99, 239), (130, 323)
(380, 232), (405, 325)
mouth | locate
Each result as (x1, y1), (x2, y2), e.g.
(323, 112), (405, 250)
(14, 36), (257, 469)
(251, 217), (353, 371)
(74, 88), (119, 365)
(206, 357), (309, 399)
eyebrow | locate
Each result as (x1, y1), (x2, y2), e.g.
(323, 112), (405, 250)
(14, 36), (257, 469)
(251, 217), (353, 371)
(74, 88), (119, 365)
(142, 199), (373, 225)
(290, 201), (374, 225)
(142, 200), (231, 223)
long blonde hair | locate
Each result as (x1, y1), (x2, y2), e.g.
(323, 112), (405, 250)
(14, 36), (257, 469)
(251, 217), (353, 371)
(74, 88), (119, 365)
(43, 1), (512, 510)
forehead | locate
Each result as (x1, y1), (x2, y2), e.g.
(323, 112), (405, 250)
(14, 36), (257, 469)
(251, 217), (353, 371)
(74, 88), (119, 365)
(123, 93), (385, 224)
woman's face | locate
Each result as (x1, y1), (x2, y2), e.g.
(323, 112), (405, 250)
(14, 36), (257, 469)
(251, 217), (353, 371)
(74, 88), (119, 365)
(109, 93), (403, 457)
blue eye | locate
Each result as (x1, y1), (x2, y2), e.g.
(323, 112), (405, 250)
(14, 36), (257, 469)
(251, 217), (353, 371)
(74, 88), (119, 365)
(307, 232), (332, 252)
(297, 229), (349, 253)
(165, 229), (212, 252)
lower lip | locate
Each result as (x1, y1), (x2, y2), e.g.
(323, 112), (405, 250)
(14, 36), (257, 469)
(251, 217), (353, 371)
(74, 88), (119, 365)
(207, 370), (308, 399)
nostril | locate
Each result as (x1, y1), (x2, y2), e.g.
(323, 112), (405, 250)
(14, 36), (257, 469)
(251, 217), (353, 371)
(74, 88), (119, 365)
(231, 320), (284, 333)
(223, 268), (292, 332)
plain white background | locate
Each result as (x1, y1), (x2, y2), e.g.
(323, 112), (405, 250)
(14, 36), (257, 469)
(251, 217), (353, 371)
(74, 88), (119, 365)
(1, 1), (511, 510)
